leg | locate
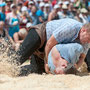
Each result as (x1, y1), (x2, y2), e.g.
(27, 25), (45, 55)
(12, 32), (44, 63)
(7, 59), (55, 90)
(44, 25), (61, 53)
(19, 54), (45, 76)
(15, 29), (41, 65)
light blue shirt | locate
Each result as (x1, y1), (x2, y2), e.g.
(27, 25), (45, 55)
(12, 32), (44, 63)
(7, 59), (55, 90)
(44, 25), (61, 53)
(46, 18), (90, 54)
(56, 43), (84, 64)
(46, 18), (83, 43)
(48, 43), (84, 74)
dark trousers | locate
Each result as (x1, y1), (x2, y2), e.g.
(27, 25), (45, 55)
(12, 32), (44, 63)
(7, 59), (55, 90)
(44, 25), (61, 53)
(19, 54), (45, 76)
(16, 28), (41, 65)
(85, 49), (90, 71)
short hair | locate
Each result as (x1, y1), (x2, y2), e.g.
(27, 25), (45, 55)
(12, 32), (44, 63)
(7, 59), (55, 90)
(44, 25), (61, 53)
(19, 28), (27, 35)
(64, 67), (77, 74)
(83, 23), (90, 33)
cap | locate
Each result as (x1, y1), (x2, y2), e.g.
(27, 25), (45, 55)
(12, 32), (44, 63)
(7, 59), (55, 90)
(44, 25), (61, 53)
(26, 23), (32, 28)
(54, 4), (60, 9)
(21, 6), (28, 12)
(39, 2), (45, 7)
(62, 4), (68, 9)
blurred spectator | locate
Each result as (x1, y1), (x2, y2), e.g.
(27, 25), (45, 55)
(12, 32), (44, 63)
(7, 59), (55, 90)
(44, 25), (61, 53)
(20, 6), (32, 28)
(48, 4), (59, 21)
(36, 2), (45, 23)
(29, 5), (39, 25)
(35, 0), (42, 9)
(44, 3), (50, 21)
(0, 21), (7, 38)
(0, 2), (6, 22)
(17, 2), (23, 17)
(59, 4), (70, 19)
(13, 28), (28, 51)
(6, 4), (20, 38)
(28, 1), (34, 14)
(5, 0), (13, 15)
(79, 8), (89, 24)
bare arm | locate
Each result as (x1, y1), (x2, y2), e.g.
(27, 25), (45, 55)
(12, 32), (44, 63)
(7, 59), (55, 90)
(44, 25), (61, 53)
(39, 16), (44, 23)
(48, 13), (53, 21)
(75, 53), (86, 69)
(45, 35), (58, 62)
(13, 33), (23, 44)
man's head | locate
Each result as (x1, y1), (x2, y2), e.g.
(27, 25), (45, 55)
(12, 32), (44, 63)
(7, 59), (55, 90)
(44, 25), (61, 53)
(79, 23), (90, 44)
(47, 43), (84, 74)
(48, 46), (68, 74)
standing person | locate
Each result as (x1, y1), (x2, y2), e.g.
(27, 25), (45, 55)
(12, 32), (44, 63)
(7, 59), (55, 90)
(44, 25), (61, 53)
(6, 4), (20, 38)
(12, 18), (90, 73)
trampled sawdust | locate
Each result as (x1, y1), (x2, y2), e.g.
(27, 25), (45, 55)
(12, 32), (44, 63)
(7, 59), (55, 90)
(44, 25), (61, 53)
(0, 41), (90, 90)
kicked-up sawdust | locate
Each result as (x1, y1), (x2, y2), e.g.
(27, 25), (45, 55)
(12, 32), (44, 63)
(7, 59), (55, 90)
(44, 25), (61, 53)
(0, 39), (90, 90)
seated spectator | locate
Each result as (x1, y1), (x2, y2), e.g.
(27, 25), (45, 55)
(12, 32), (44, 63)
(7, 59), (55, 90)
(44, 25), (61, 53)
(20, 6), (32, 28)
(6, 4), (20, 38)
(36, 2), (45, 23)
(0, 21), (7, 39)
(5, 0), (13, 15)
(28, 1), (34, 14)
(13, 28), (28, 51)
(45, 43), (85, 74)
(48, 4), (59, 21)
(59, 4), (70, 19)
(17, 2), (23, 17)
(74, 10), (82, 22)
(0, 2), (6, 22)
(79, 8), (89, 24)
(44, 3), (50, 21)
(29, 5), (39, 25)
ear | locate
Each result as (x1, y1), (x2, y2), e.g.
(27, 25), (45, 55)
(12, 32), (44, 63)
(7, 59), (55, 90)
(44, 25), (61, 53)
(81, 28), (87, 32)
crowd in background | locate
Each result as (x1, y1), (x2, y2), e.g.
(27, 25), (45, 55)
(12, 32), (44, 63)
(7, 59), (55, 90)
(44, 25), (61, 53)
(0, 0), (90, 50)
